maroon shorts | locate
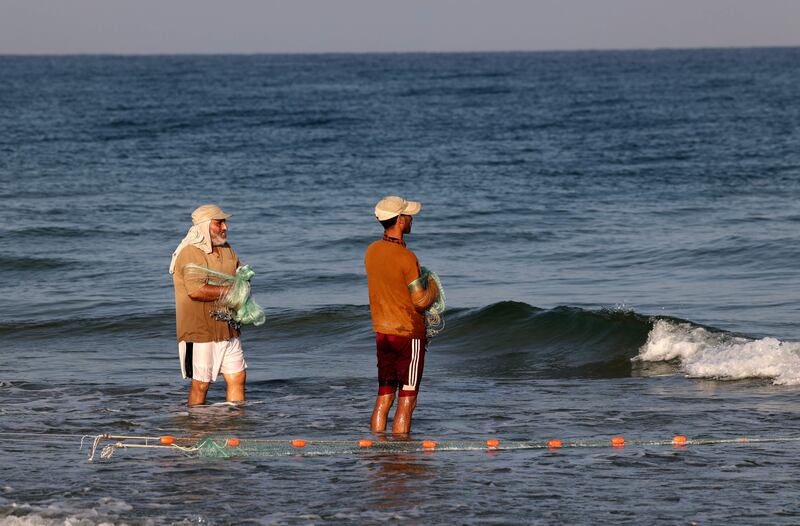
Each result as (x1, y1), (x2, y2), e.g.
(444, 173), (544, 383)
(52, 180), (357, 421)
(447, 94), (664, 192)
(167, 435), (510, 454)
(376, 333), (426, 397)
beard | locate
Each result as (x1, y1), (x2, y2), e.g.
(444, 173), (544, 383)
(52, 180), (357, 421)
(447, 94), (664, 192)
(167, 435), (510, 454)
(211, 233), (228, 246)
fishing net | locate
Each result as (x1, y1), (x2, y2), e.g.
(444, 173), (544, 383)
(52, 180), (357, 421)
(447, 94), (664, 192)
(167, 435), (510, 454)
(408, 266), (446, 338)
(184, 263), (266, 329)
(86, 436), (512, 461)
(85, 433), (800, 462)
(193, 437), (495, 458)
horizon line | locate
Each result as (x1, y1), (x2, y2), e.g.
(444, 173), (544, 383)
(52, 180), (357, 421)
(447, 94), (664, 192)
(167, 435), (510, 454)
(2, 44), (799, 58)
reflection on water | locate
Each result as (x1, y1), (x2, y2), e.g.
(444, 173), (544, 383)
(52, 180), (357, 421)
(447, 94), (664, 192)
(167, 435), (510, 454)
(631, 359), (680, 378)
(367, 453), (437, 508)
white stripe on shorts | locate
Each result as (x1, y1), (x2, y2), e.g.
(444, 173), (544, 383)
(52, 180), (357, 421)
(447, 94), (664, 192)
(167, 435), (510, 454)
(403, 338), (420, 391)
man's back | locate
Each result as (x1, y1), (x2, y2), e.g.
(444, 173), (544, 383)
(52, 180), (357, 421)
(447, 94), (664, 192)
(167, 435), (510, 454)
(364, 237), (425, 338)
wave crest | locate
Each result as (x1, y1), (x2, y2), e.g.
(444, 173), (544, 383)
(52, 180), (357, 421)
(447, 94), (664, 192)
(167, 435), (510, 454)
(440, 302), (653, 378)
(636, 320), (800, 385)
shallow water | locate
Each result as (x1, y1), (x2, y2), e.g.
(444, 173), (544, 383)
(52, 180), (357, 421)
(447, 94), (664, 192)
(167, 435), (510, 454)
(2, 48), (800, 524)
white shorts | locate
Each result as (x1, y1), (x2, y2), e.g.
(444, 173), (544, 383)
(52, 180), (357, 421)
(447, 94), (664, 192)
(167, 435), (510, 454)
(178, 338), (247, 383)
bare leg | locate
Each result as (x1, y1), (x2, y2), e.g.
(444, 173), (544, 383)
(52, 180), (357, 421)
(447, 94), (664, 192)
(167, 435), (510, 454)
(371, 393), (395, 432)
(392, 395), (417, 434)
(223, 370), (246, 403)
(188, 380), (210, 406)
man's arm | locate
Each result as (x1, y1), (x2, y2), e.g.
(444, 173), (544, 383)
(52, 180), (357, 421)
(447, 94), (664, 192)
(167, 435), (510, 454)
(177, 246), (230, 302)
(410, 277), (439, 312)
(188, 284), (230, 302)
(405, 255), (439, 312)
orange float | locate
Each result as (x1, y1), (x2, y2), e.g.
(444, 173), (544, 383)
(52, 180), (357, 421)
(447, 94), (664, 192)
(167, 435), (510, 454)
(291, 439), (307, 448)
(159, 436), (175, 445)
(672, 435), (687, 446)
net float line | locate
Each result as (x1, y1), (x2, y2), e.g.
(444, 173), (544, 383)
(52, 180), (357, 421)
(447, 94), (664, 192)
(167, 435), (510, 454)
(80, 433), (800, 462)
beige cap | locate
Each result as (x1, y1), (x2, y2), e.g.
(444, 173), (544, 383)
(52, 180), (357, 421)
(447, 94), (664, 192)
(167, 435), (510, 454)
(374, 195), (422, 221)
(191, 204), (232, 225)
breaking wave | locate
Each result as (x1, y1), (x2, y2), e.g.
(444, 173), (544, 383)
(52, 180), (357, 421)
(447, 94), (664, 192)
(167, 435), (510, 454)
(635, 319), (800, 385)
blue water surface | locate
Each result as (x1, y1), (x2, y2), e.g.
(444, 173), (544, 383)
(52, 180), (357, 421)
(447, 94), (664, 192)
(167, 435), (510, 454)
(1, 48), (800, 525)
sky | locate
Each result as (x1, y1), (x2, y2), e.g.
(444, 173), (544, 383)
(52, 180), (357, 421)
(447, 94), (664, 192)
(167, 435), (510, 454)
(1, 0), (799, 54)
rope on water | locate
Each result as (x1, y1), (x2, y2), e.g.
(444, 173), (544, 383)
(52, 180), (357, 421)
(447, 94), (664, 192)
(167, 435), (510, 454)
(0, 432), (91, 442)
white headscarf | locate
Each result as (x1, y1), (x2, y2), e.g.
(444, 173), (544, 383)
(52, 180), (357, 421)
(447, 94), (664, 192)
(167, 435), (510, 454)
(169, 220), (212, 274)
(169, 204), (232, 274)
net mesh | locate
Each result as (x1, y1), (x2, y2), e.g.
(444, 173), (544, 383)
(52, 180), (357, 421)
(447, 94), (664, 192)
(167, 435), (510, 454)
(196, 438), (517, 458)
(83, 434), (800, 461)
(184, 263), (266, 328)
(420, 267), (446, 338)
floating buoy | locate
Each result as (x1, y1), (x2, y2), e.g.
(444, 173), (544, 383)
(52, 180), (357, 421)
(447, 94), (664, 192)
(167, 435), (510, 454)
(226, 438), (240, 447)
(548, 439), (563, 448)
(358, 439), (373, 448)
(422, 440), (437, 449)
(672, 435), (687, 446)
(611, 436), (625, 447)
(486, 439), (500, 448)
(159, 436), (175, 445)
(291, 439), (307, 448)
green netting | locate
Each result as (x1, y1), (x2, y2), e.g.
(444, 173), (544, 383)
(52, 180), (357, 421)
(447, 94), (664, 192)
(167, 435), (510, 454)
(184, 263), (266, 328)
(194, 438), (505, 458)
(85, 434), (800, 461)
(187, 436), (800, 458)
(407, 266), (446, 338)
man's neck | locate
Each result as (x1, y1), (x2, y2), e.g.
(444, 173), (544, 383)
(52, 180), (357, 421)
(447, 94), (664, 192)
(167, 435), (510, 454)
(383, 226), (404, 241)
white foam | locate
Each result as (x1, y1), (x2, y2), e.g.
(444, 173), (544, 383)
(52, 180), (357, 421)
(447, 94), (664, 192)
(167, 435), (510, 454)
(0, 498), (135, 526)
(636, 319), (800, 385)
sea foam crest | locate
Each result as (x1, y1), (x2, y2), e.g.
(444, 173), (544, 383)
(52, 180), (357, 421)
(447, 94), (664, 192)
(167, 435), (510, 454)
(637, 320), (800, 385)
(0, 497), (135, 526)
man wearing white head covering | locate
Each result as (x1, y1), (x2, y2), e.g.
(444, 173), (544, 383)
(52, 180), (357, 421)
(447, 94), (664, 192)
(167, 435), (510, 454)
(364, 196), (439, 434)
(171, 204), (248, 406)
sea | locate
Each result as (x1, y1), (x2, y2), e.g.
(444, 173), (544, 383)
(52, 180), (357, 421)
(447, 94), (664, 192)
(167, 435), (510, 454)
(1, 48), (800, 525)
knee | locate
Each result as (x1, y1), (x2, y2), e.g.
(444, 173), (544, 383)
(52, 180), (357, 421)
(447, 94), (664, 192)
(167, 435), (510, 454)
(375, 393), (395, 410)
(399, 395), (417, 411)
(226, 370), (246, 386)
(192, 380), (210, 393)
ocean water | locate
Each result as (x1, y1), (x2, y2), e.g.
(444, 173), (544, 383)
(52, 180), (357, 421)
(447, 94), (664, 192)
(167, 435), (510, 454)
(1, 48), (800, 524)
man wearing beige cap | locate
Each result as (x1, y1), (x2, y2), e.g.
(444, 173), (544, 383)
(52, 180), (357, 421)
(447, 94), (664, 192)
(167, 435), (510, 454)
(364, 196), (439, 434)
(170, 204), (247, 406)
